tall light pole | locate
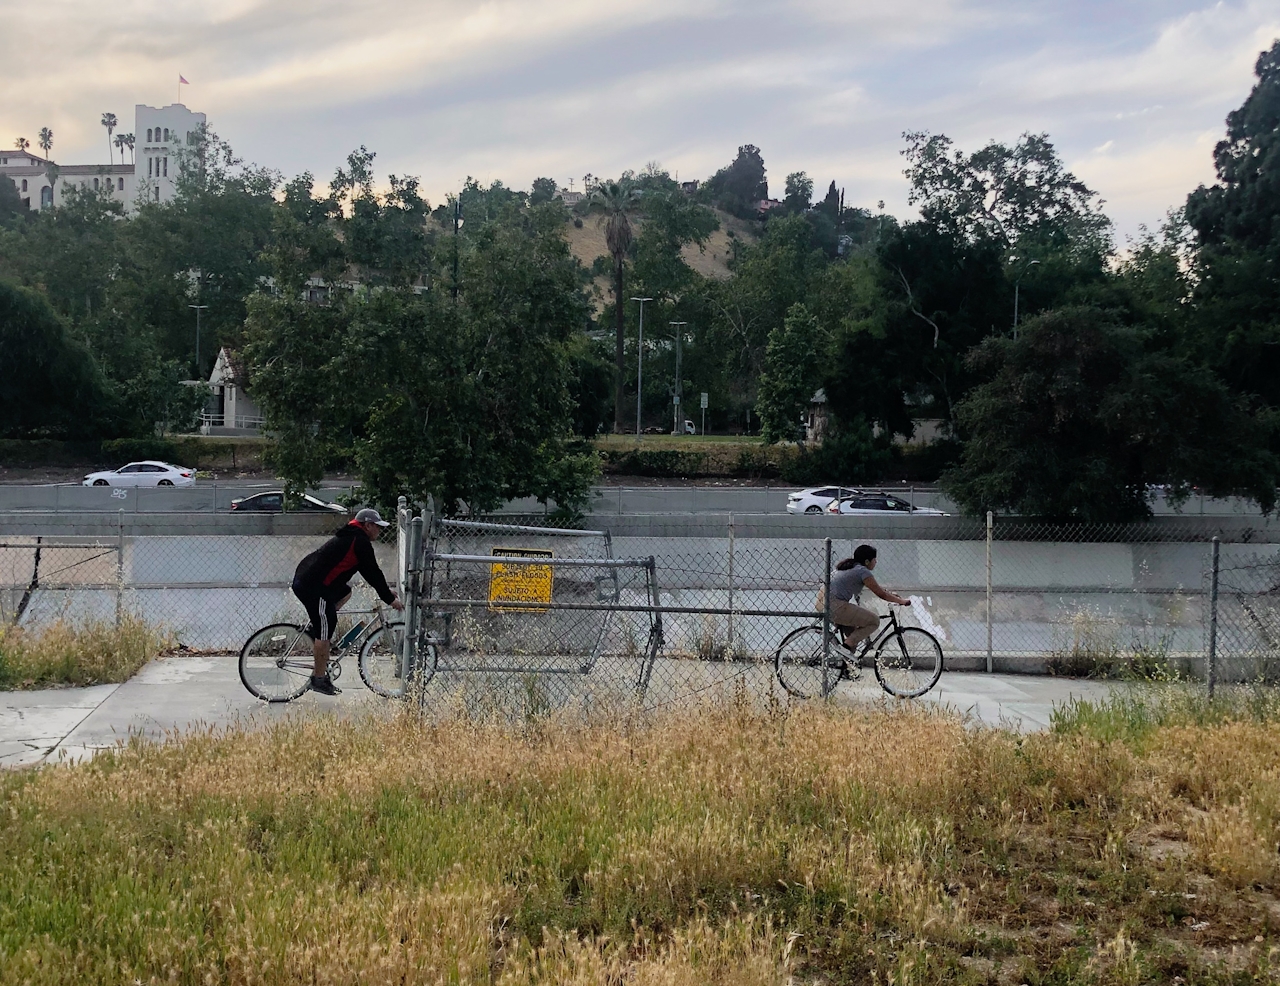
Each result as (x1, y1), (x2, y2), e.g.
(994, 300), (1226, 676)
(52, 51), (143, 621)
(1012, 258), (1040, 338)
(669, 321), (687, 434)
(188, 304), (208, 378)
(631, 297), (652, 439)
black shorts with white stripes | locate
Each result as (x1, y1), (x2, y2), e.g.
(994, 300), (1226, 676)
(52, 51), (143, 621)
(291, 578), (341, 641)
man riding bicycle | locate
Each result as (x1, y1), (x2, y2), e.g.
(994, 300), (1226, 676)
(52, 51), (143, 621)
(292, 507), (405, 695)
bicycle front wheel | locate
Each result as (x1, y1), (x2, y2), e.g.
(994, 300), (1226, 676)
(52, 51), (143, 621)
(774, 624), (842, 700)
(239, 623), (313, 702)
(874, 626), (943, 698)
(359, 624), (437, 698)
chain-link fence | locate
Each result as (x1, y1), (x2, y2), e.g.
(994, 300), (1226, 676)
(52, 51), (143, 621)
(4, 508), (1270, 709)
(1207, 540), (1280, 688)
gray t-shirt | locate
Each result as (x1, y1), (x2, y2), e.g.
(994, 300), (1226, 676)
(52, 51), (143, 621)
(830, 564), (874, 603)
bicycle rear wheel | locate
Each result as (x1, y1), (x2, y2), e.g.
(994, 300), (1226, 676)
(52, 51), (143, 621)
(359, 624), (437, 698)
(874, 626), (943, 698)
(774, 624), (842, 699)
(239, 623), (313, 702)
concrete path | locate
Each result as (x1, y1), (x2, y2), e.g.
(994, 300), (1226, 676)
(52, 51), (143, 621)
(1, 657), (1127, 769)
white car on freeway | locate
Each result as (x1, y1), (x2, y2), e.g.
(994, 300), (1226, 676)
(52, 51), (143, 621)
(82, 461), (196, 488)
(827, 492), (948, 516)
(786, 486), (863, 514)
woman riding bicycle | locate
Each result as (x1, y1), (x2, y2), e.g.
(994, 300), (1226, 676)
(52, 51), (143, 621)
(819, 544), (910, 651)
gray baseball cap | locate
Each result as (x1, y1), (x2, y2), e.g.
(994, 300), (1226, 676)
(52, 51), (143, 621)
(354, 508), (390, 527)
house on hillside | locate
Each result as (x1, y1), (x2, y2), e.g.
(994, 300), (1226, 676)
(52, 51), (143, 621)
(202, 348), (263, 435)
(680, 180), (699, 194)
(556, 188), (585, 207)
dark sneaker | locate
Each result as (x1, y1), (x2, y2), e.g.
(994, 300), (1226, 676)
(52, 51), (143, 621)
(310, 674), (341, 696)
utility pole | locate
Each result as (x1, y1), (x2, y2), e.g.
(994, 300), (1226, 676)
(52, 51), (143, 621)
(631, 297), (652, 440)
(669, 321), (687, 434)
(188, 304), (208, 379)
(1011, 257), (1040, 338)
(451, 197), (462, 301)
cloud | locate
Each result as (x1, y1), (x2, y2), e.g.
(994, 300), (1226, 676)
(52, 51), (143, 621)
(0, 0), (1276, 238)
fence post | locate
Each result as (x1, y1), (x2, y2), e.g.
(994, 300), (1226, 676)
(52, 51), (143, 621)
(727, 512), (736, 647)
(402, 515), (424, 691)
(54, 484), (60, 515)
(985, 510), (993, 673)
(823, 537), (833, 697)
(116, 508), (125, 627)
(212, 483), (218, 513)
(1208, 535), (1220, 698)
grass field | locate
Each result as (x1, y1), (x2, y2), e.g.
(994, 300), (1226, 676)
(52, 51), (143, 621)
(2, 689), (1280, 984)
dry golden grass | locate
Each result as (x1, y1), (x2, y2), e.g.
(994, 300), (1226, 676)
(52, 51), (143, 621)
(2, 695), (1280, 983)
(0, 614), (170, 689)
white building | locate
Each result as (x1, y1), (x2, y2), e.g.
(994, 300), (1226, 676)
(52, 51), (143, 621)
(0, 103), (205, 214)
(201, 348), (263, 436)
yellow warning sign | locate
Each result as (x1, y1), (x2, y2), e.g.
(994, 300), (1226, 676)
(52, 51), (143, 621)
(487, 547), (554, 612)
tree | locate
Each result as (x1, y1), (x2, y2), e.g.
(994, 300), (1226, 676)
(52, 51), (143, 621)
(0, 279), (111, 438)
(757, 303), (827, 442)
(702, 144), (768, 219)
(529, 177), (558, 205)
(246, 176), (598, 515)
(119, 133), (135, 164)
(587, 179), (643, 432)
(13, 137), (29, 153)
(101, 112), (117, 164)
(0, 176), (21, 223)
(783, 172), (813, 214)
(942, 307), (1278, 520)
(1186, 40), (1280, 251)
(37, 128), (52, 158)
(903, 131), (1110, 252)
(1182, 40), (1280, 408)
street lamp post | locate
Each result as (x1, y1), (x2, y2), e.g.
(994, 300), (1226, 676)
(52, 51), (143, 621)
(188, 304), (209, 379)
(1012, 258), (1040, 338)
(631, 297), (652, 439)
(669, 321), (687, 434)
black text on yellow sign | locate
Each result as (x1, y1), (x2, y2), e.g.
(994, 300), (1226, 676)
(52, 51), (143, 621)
(488, 548), (554, 613)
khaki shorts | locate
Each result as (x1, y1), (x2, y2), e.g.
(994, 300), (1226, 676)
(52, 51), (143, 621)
(817, 589), (878, 645)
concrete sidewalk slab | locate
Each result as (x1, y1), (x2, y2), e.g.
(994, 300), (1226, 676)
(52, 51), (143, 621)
(1, 659), (1128, 769)
(0, 683), (120, 767)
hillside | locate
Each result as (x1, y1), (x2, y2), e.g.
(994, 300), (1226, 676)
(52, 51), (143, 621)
(562, 207), (754, 312)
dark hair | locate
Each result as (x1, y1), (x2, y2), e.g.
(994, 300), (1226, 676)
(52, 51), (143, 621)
(835, 545), (877, 570)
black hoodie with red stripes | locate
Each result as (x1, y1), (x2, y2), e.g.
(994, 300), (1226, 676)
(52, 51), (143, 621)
(293, 521), (396, 603)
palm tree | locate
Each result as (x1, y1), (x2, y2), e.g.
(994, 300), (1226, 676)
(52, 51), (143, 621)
(14, 137), (29, 153)
(114, 133), (126, 163)
(37, 127), (53, 158)
(588, 180), (643, 433)
(101, 112), (118, 164)
(119, 133), (135, 164)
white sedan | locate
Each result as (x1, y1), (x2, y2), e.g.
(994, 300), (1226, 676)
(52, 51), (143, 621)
(827, 493), (948, 516)
(786, 486), (862, 514)
(82, 461), (196, 488)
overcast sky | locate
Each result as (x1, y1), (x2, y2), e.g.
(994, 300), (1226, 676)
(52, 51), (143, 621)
(2, 0), (1277, 241)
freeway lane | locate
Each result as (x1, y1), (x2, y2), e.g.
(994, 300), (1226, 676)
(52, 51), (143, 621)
(0, 482), (1265, 516)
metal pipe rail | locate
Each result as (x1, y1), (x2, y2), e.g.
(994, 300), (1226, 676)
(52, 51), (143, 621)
(425, 552), (651, 569)
(422, 597), (826, 619)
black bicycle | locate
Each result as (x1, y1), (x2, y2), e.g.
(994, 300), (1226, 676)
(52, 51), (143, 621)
(238, 606), (437, 703)
(774, 605), (944, 700)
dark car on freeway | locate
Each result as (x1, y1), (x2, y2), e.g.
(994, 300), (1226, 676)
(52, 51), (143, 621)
(229, 491), (348, 514)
